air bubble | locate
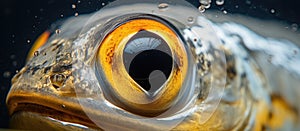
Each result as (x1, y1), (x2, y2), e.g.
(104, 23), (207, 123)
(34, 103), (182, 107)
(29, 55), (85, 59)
(291, 23), (298, 32)
(204, 4), (211, 9)
(60, 14), (64, 18)
(246, 0), (251, 5)
(27, 39), (31, 44)
(3, 71), (11, 78)
(216, 0), (224, 5)
(34, 51), (39, 56)
(12, 61), (17, 67)
(223, 10), (228, 14)
(79, 80), (89, 89)
(187, 16), (194, 24)
(158, 3), (169, 11)
(101, 3), (105, 6)
(55, 29), (60, 34)
(198, 5), (206, 13)
(10, 54), (16, 59)
(199, 0), (211, 5)
(71, 4), (76, 9)
(270, 9), (275, 14)
(75, 12), (79, 17)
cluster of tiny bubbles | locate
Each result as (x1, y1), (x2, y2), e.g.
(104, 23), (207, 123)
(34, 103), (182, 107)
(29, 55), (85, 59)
(198, 0), (210, 13)
(9, 54), (17, 67)
(158, 3), (169, 11)
(198, 0), (225, 12)
(71, 3), (79, 16)
(11, 34), (15, 44)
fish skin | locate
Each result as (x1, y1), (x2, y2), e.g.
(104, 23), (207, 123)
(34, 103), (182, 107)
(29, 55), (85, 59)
(6, 0), (300, 130)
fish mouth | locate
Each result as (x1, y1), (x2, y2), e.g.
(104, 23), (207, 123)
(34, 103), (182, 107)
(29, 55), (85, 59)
(6, 84), (164, 130)
(6, 89), (101, 130)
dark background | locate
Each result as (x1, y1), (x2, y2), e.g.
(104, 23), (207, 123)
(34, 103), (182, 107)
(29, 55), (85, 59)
(0, 0), (299, 128)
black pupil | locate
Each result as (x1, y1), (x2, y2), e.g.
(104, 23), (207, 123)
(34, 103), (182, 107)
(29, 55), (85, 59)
(123, 30), (173, 93)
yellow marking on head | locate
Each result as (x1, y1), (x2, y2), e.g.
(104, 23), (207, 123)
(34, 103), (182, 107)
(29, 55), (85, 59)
(27, 31), (50, 61)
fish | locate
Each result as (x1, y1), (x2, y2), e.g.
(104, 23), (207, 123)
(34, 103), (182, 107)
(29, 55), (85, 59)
(6, 0), (300, 130)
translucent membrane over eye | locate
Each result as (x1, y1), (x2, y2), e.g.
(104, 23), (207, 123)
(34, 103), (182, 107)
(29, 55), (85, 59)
(97, 18), (188, 116)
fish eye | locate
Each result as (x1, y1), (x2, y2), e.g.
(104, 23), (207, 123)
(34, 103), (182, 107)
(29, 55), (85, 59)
(96, 17), (188, 116)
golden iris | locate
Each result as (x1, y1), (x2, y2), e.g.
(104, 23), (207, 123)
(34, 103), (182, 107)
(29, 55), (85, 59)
(97, 18), (188, 116)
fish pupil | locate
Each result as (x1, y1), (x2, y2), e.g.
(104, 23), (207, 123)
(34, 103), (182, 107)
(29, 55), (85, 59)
(123, 30), (173, 92)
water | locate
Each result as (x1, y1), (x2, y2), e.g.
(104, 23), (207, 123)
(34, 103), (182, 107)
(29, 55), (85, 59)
(1, 0), (300, 130)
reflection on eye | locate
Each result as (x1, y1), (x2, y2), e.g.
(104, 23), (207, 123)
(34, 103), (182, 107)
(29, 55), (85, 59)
(97, 18), (188, 116)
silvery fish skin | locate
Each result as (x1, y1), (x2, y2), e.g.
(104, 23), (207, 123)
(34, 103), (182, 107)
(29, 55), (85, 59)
(6, 0), (300, 130)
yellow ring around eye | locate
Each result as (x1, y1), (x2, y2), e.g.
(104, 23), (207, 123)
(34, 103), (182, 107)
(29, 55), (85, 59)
(97, 19), (188, 116)
(27, 31), (50, 61)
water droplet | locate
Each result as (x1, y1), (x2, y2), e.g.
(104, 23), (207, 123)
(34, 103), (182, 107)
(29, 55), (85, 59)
(223, 10), (228, 14)
(3, 71), (11, 78)
(187, 16), (194, 24)
(216, 0), (224, 5)
(77, 0), (81, 4)
(60, 14), (64, 18)
(16, 70), (19, 73)
(198, 5), (206, 13)
(27, 39), (31, 44)
(101, 2), (105, 6)
(270, 9), (275, 14)
(62, 104), (66, 108)
(71, 4), (76, 9)
(55, 29), (60, 34)
(291, 23), (298, 32)
(158, 3), (169, 11)
(74, 12), (79, 17)
(34, 51), (39, 57)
